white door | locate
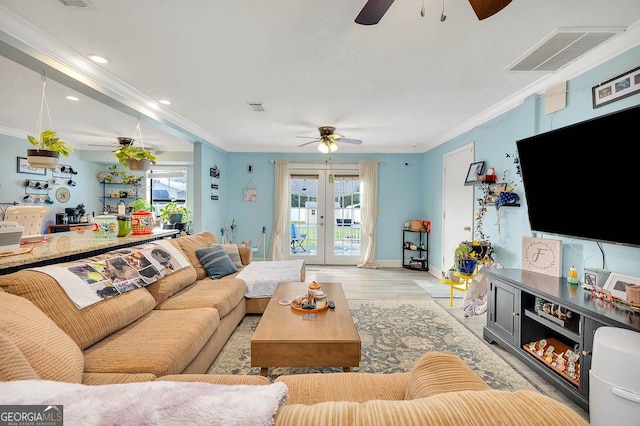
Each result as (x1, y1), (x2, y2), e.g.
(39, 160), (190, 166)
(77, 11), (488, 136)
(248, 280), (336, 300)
(287, 163), (362, 265)
(442, 144), (474, 274)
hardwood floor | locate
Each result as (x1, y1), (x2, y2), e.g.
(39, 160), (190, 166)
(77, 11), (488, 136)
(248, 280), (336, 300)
(304, 265), (590, 422)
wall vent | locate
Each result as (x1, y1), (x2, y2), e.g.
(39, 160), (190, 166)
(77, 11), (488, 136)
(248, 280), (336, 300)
(58, 0), (95, 9)
(248, 102), (265, 112)
(508, 27), (625, 72)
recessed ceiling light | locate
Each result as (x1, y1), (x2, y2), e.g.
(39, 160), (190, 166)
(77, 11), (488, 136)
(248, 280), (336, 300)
(158, 99), (171, 105)
(89, 54), (108, 64)
(65, 95), (79, 101)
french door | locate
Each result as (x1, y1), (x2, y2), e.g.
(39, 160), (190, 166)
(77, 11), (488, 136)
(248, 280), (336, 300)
(286, 163), (362, 265)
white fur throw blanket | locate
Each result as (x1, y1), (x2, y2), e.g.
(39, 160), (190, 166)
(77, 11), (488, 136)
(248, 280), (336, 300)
(237, 259), (304, 298)
(0, 380), (288, 426)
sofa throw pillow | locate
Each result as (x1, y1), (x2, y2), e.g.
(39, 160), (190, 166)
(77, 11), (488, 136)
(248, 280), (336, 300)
(196, 245), (238, 279)
(224, 243), (243, 268)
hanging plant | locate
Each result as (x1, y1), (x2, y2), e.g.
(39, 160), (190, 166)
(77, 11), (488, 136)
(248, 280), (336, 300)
(26, 74), (74, 169)
(113, 117), (156, 171)
(27, 130), (75, 169)
(114, 146), (157, 170)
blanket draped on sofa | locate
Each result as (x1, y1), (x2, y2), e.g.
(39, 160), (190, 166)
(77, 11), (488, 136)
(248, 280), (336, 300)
(236, 259), (304, 298)
(29, 240), (190, 309)
(0, 380), (288, 426)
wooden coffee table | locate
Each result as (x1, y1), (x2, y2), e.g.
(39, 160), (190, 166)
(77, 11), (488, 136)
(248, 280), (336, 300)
(251, 281), (361, 376)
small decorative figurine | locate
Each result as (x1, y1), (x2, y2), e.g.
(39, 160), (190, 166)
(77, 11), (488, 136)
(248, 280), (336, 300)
(567, 266), (579, 285)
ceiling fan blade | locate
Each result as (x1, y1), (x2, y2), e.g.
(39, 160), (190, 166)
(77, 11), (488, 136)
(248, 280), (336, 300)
(468, 0), (512, 20)
(340, 138), (363, 145)
(297, 139), (320, 147)
(355, 0), (395, 25)
(295, 135), (320, 139)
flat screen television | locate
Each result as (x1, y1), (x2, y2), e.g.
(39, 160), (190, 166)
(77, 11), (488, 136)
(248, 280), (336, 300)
(516, 103), (639, 248)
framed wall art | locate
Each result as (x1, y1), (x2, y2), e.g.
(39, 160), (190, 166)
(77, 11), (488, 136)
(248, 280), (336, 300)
(602, 272), (640, 300)
(464, 161), (485, 185)
(485, 182), (507, 204)
(592, 66), (640, 108)
(16, 157), (46, 175)
(210, 164), (220, 200)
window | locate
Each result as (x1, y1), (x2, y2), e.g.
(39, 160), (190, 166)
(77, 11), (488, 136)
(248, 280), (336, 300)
(149, 169), (187, 213)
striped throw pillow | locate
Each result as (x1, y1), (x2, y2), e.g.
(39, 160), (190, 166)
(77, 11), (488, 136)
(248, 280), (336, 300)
(195, 245), (238, 279)
(219, 243), (243, 268)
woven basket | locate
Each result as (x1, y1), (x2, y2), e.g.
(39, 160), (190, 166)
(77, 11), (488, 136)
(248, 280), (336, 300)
(131, 211), (154, 235)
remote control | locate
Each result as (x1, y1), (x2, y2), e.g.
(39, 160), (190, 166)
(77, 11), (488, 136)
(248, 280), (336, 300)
(328, 300), (335, 309)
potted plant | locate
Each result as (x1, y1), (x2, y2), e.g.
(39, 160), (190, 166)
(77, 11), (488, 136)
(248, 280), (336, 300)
(454, 242), (478, 275)
(158, 200), (191, 231)
(127, 198), (153, 213)
(127, 198), (154, 235)
(114, 146), (157, 171)
(26, 129), (74, 169)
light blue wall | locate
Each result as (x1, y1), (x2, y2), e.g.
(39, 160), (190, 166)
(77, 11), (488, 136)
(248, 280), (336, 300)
(223, 153), (422, 256)
(423, 44), (640, 279)
(193, 142), (228, 236)
(0, 134), (105, 233)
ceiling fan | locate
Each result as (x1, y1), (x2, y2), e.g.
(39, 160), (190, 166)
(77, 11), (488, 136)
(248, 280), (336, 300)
(88, 136), (139, 151)
(297, 126), (363, 153)
(355, 0), (512, 25)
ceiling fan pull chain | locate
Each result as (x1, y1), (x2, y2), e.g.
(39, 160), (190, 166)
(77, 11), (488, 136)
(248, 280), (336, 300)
(440, 0), (447, 21)
(420, 0), (425, 17)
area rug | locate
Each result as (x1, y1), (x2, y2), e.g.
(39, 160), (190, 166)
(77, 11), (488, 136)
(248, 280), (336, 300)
(414, 279), (463, 299)
(207, 300), (539, 393)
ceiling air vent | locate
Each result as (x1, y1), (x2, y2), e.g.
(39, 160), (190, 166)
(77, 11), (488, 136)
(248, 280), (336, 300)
(508, 27), (625, 72)
(247, 102), (265, 112)
(58, 0), (95, 9)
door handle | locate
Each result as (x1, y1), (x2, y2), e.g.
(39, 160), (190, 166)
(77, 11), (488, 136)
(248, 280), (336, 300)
(464, 226), (471, 231)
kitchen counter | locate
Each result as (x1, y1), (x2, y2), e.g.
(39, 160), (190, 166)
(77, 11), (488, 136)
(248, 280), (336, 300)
(0, 228), (179, 275)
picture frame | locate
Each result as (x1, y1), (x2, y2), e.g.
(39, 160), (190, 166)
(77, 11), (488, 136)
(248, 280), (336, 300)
(464, 161), (485, 185)
(16, 157), (46, 175)
(602, 272), (640, 300)
(592, 66), (640, 108)
(485, 182), (507, 204)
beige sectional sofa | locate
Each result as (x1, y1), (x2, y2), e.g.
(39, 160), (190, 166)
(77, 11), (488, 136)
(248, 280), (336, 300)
(0, 231), (254, 382)
(0, 231), (588, 425)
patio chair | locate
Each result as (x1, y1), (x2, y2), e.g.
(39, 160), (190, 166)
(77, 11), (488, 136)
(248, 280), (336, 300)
(290, 223), (307, 253)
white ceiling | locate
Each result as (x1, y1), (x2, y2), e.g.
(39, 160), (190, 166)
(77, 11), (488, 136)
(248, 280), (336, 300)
(1, 0), (640, 156)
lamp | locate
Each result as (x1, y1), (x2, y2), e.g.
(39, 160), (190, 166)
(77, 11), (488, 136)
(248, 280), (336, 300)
(317, 138), (338, 153)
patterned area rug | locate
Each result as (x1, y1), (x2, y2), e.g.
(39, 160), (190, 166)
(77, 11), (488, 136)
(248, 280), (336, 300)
(414, 279), (463, 299)
(207, 300), (539, 392)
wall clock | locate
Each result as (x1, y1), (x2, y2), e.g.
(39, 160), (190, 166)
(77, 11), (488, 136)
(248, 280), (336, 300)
(522, 236), (563, 277)
(55, 187), (71, 203)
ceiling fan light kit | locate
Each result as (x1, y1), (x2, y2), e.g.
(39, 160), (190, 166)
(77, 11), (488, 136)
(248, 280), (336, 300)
(297, 126), (362, 152)
(318, 140), (338, 153)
